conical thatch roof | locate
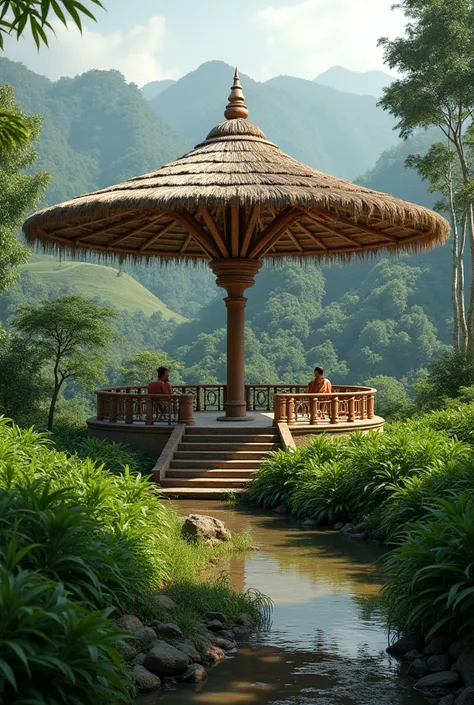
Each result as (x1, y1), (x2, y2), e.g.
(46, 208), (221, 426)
(23, 70), (449, 262)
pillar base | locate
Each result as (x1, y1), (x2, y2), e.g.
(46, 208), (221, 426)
(216, 415), (255, 422)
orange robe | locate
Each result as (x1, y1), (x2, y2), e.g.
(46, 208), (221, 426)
(307, 378), (332, 394)
(148, 381), (172, 395)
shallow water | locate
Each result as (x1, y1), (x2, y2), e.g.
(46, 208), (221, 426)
(138, 501), (424, 705)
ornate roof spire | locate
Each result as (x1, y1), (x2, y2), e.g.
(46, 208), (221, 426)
(224, 68), (249, 120)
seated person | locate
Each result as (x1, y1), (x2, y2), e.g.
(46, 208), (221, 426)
(307, 365), (332, 394)
(148, 366), (172, 395)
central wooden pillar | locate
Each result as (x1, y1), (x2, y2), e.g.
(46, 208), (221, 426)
(210, 259), (262, 420)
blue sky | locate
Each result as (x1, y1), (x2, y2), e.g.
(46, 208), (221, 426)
(3, 0), (406, 85)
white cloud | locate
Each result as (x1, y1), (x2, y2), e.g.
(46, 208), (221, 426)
(251, 0), (406, 79)
(3, 15), (177, 85)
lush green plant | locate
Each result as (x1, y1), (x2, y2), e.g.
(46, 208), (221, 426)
(289, 460), (350, 523)
(0, 564), (131, 705)
(246, 448), (305, 508)
(415, 351), (474, 411)
(383, 495), (474, 639)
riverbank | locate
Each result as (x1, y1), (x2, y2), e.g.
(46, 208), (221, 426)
(0, 420), (268, 703)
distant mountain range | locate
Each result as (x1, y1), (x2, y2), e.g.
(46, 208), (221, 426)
(313, 66), (395, 97)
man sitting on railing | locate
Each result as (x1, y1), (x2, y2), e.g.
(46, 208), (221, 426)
(148, 366), (172, 395)
(307, 365), (332, 394)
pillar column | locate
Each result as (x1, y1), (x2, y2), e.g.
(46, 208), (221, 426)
(209, 259), (262, 421)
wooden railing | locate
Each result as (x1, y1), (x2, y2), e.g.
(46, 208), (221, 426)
(95, 387), (195, 426)
(94, 384), (377, 426)
(274, 386), (377, 426)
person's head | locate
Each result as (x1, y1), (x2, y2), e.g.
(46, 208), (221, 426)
(157, 366), (169, 382)
(314, 365), (324, 379)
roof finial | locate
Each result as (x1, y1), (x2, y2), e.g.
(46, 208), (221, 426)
(224, 68), (249, 120)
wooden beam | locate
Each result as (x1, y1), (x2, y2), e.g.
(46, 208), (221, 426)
(301, 210), (363, 249)
(248, 207), (300, 259)
(180, 234), (192, 254)
(198, 206), (229, 257)
(72, 213), (141, 242)
(314, 210), (399, 243)
(240, 206), (260, 257)
(174, 211), (220, 259)
(109, 215), (164, 248)
(295, 221), (328, 250)
(139, 220), (177, 251)
(231, 203), (239, 258)
(50, 211), (135, 237)
(286, 227), (303, 252)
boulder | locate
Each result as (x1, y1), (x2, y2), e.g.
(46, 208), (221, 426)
(133, 664), (161, 692)
(456, 686), (474, 704)
(339, 523), (356, 534)
(203, 611), (226, 624)
(301, 518), (319, 528)
(215, 629), (235, 641)
(144, 641), (189, 676)
(438, 695), (456, 705)
(136, 627), (158, 647)
(424, 636), (452, 656)
(449, 642), (465, 662)
(175, 642), (202, 664)
(182, 514), (232, 544)
(154, 594), (177, 612)
(205, 619), (225, 632)
(235, 614), (255, 630)
(272, 505), (288, 515)
(180, 664), (208, 683)
(458, 652), (474, 687)
(205, 633), (235, 651)
(428, 654), (452, 673)
(194, 637), (225, 664)
(115, 614), (144, 634)
(161, 677), (178, 692)
(117, 641), (139, 662)
(403, 649), (424, 662)
(131, 652), (147, 666)
(415, 671), (460, 692)
(386, 634), (424, 656)
(333, 522), (345, 530)
(408, 659), (429, 680)
(153, 623), (183, 639)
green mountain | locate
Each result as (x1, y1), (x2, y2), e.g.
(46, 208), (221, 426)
(150, 60), (397, 180)
(19, 262), (185, 320)
(141, 79), (176, 102)
(314, 66), (395, 97)
(0, 58), (187, 207)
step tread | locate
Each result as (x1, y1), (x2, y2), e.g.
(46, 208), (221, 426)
(170, 460), (263, 468)
(167, 469), (255, 476)
(174, 450), (271, 457)
(159, 487), (244, 498)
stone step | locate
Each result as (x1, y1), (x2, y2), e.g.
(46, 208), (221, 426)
(184, 426), (275, 435)
(169, 458), (262, 470)
(160, 477), (249, 488)
(167, 468), (255, 479)
(173, 450), (272, 461)
(183, 434), (278, 444)
(178, 442), (278, 452)
(159, 487), (245, 500)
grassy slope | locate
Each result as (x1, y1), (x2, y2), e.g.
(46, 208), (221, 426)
(21, 261), (185, 321)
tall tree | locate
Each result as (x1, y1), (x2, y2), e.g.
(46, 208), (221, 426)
(13, 295), (119, 430)
(379, 0), (474, 353)
(119, 351), (183, 386)
(0, 85), (49, 292)
(406, 142), (468, 351)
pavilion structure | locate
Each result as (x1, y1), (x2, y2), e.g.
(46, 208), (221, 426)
(23, 70), (450, 424)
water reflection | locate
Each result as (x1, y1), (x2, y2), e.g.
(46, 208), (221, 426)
(137, 501), (424, 705)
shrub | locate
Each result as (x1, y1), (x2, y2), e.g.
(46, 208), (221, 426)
(383, 495), (474, 639)
(289, 460), (350, 523)
(414, 350), (474, 411)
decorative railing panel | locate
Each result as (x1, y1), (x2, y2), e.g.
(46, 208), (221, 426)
(273, 386), (376, 426)
(96, 387), (195, 426)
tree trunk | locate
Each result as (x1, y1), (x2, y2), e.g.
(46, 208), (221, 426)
(448, 182), (460, 351)
(459, 212), (468, 353)
(47, 383), (61, 431)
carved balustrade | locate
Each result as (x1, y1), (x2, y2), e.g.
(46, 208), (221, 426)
(273, 386), (376, 426)
(95, 387), (195, 426)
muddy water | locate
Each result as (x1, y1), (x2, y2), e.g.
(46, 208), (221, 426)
(138, 501), (424, 705)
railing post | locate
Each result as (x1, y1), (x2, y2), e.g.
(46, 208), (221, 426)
(274, 394), (287, 424)
(287, 396), (296, 426)
(97, 393), (104, 421)
(145, 397), (153, 425)
(245, 385), (251, 411)
(125, 393), (133, 424)
(367, 394), (375, 419)
(330, 396), (339, 424)
(362, 395), (367, 420)
(196, 386), (201, 412)
(179, 395), (195, 426)
(348, 396), (355, 423)
(109, 395), (117, 423)
(310, 397), (318, 425)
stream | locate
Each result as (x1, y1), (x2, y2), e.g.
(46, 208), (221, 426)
(138, 501), (425, 705)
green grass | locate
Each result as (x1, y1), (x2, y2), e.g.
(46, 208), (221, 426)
(19, 261), (185, 320)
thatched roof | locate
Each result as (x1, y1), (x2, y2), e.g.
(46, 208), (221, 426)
(23, 70), (449, 263)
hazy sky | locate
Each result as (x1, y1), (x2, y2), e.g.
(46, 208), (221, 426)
(2, 0), (407, 85)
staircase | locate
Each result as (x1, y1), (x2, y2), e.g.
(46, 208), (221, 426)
(159, 426), (280, 499)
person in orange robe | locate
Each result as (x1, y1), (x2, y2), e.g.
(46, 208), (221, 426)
(148, 366), (172, 395)
(307, 365), (332, 394)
